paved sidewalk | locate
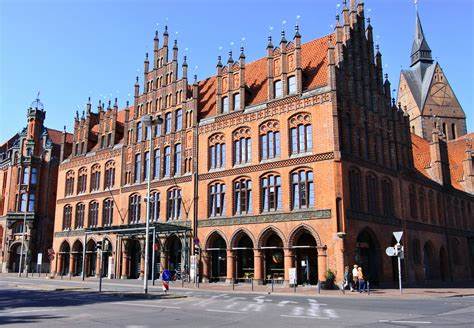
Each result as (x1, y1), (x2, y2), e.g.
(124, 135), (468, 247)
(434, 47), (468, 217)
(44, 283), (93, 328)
(2, 273), (474, 299)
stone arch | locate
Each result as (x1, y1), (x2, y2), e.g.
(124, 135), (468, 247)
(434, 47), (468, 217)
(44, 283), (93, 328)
(205, 230), (228, 250)
(72, 240), (83, 253)
(355, 227), (382, 284)
(230, 228), (256, 249)
(423, 240), (436, 280)
(257, 225), (286, 248)
(59, 240), (71, 253)
(288, 224), (322, 247)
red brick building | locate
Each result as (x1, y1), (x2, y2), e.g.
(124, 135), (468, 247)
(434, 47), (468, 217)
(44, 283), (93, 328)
(51, 2), (473, 286)
(0, 98), (72, 273)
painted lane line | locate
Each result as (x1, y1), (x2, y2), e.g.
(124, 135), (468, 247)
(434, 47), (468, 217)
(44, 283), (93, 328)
(379, 320), (432, 324)
(112, 302), (181, 309)
(206, 309), (245, 314)
(280, 315), (330, 320)
(2, 309), (58, 315)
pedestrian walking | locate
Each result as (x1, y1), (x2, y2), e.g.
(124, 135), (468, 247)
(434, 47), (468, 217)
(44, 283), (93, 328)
(357, 267), (367, 293)
(343, 266), (353, 291)
(352, 264), (359, 292)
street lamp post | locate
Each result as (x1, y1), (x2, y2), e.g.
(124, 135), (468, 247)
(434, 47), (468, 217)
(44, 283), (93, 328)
(141, 114), (162, 294)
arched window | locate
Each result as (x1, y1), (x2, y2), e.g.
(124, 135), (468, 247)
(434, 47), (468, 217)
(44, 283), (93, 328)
(102, 198), (113, 226)
(222, 96), (229, 113)
(128, 194), (141, 224)
(164, 146), (171, 177)
(88, 201), (99, 227)
(175, 109), (183, 131)
(349, 168), (362, 211)
(104, 161), (115, 189)
(77, 167), (87, 194)
(149, 192), (160, 222)
(90, 165), (101, 191)
(209, 134), (226, 170)
(63, 205), (72, 230)
(289, 113), (312, 154)
(260, 120), (280, 160)
(65, 171), (75, 196)
(261, 174), (282, 212)
(136, 121), (142, 142)
(75, 203), (85, 229)
(452, 239), (461, 265)
(419, 189), (426, 222)
(134, 153), (141, 183)
(153, 149), (161, 179)
(412, 239), (421, 264)
(451, 123), (456, 140)
(22, 166), (30, 185)
(167, 188), (182, 220)
(409, 184), (417, 219)
(233, 127), (251, 165)
(366, 173), (379, 214)
(381, 178), (394, 217)
(174, 144), (182, 176)
(165, 112), (172, 134)
(209, 182), (226, 217)
(274, 80), (283, 98)
(287, 75), (297, 94)
(291, 169), (314, 210)
(234, 178), (252, 215)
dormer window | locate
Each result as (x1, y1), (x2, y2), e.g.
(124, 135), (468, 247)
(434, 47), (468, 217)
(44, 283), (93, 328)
(222, 96), (229, 113)
(274, 80), (283, 98)
(288, 76), (297, 95)
(233, 93), (240, 111)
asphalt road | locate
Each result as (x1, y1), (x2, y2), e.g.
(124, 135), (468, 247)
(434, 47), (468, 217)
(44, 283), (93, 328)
(1, 276), (473, 327)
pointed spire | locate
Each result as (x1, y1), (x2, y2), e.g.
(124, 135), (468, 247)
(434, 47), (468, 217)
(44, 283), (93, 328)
(280, 30), (287, 44)
(216, 55), (223, 68)
(267, 36), (274, 49)
(163, 25), (169, 46)
(114, 97), (118, 109)
(239, 46), (245, 59)
(294, 24), (301, 38)
(182, 55), (188, 66)
(411, 11), (433, 67)
(227, 50), (234, 64)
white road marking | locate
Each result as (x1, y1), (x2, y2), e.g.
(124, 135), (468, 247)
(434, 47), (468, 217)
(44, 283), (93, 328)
(379, 320), (432, 324)
(224, 297), (246, 309)
(277, 300), (298, 307)
(280, 314), (330, 320)
(1, 308), (58, 315)
(112, 302), (181, 309)
(206, 309), (244, 314)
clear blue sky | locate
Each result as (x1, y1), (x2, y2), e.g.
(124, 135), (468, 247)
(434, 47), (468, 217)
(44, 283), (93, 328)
(1, 0), (473, 141)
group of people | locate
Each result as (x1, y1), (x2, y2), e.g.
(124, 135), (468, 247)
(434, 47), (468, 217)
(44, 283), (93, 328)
(343, 264), (368, 293)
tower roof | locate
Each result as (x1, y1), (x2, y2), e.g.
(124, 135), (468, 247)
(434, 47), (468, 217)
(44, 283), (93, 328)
(410, 12), (433, 67)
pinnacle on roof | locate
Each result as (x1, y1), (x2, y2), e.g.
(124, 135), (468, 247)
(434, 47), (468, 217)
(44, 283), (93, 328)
(294, 24), (301, 38)
(267, 36), (273, 49)
(182, 55), (188, 66)
(239, 46), (245, 59)
(216, 55), (223, 68)
(173, 39), (178, 50)
(227, 50), (234, 64)
(163, 25), (168, 36)
(410, 11), (433, 67)
(280, 30), (287, 44)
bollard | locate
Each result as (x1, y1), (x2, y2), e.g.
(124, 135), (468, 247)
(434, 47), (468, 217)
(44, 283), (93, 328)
(317, 280), (321, 294)
(182, 278), (184, 288)
(293, 283), (296, 293)
(251, 278), (254, 291)
(232, 279), (235, 291)
(367, 281), (370, 295)
(271, 279), (274, 293)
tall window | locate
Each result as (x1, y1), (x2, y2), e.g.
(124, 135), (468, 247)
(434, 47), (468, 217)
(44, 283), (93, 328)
(149, 192), (160, 222)
(209, 182), (226, 217)
(260, 121), (280, 160)
(209, 134), (226, 170)
(128, 194), (141, 224)
(261, 174), (282, 212)
(349, 168), (361, 211)
(154, 122), (162, 137)
(75, 203), (85, 229)
(167, 188), (182, 220)
(419, 189), (426, 222)
(289, 113), (313, 154)
(165, 112), (172, 134)
(104, 161), (115, 189)
(381, 178), (394, 217)
(22, 166), (30, 184)
(233, 128), (252, 165)
(222, 96), (229, 113)
(65, 171), (75, 196)
(143, 151), (150, 180)
(30, 167), (38, 185)
(233, 93), (240, 111)
(102, 199), (113, 226)
(163, 146), (171, 177)
(175, 109), (182, 131)
(136, 122), (143, 142)
(174, 144), (182, 176)
(63, 205), (72, 230)
(27, 193), (35, 212)
(234, 178), (252, 215)
(77, 168), (87, 194)
(366, 173), (379, 214)
(153, 149), (161, 179)
(288, 76), (297, 94)
(90, 165), (101, 191)
(134, 153), (141, 182)
(291, 170), (314, 210)
(274, 80), (283, 98)
(19, 193), (27, 212)
(88, 201), (99, 227)
(409, 184), (417, 219)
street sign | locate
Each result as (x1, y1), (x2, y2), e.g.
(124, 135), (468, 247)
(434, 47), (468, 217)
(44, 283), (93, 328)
(393, 231), (403, 243)
(385, 247), (396, 257)
(37, 253), (43, 265)
(289, 268), (297, 286)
